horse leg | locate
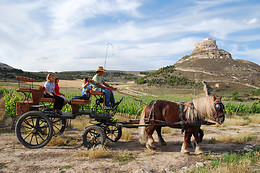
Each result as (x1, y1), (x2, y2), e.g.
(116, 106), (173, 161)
(198, 128), (204, 143)
(193, 127), (203, 155)
(145, 126), (156, 150)
(156, 126), (167, 146)
(189, 128), (204, 148)
(181, 129), (192, 154)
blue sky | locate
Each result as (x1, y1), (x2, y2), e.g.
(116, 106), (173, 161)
(0, 0), (260, 72)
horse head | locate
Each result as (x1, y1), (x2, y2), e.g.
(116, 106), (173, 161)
(212, 95), (225, 124)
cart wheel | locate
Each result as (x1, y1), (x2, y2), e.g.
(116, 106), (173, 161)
(83, 125), (106, 149)
(104, 124), (122, 142)
(15, 111), (53, 149)
(49, 118), (66, 136)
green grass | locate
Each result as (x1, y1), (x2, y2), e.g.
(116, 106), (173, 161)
(190, 150), (260, 173)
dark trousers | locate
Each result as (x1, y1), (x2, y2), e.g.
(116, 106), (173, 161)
(44, 93), (64, 110)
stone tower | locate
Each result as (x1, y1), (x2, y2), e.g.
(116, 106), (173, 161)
(194, 38), (218, 51)
(176, 38), (232, 64)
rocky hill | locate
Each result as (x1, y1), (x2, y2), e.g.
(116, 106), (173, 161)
(174, 38), (259, 90)
(135, 38), (259, 93)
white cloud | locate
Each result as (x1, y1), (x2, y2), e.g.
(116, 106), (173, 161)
(0, 0), (260, 72)
(246, 18), (259, 25)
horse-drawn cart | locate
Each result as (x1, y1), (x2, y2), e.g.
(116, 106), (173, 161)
(15, 76), (224, 154)
(15, 76), (125, 149)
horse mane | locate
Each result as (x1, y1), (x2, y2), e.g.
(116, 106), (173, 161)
(183, 96), (215, 122)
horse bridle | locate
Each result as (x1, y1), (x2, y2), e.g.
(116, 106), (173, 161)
(213, 100), (225, 120)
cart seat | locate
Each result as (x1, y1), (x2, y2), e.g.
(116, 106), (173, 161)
(89, 90), (105, 95)
(17, 88), (32, 93)
(39, 97), (55, 103)
(71, 99), (91, 105)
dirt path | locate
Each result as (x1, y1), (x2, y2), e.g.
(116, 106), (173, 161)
(0, 119), (259, 173)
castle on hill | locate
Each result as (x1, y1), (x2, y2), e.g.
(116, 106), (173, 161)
(176, 38), (232, 64)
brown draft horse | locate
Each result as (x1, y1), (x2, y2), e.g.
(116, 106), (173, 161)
(139, 96), (225, 154)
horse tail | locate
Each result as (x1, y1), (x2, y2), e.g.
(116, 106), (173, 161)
(139, 106), (148, 145)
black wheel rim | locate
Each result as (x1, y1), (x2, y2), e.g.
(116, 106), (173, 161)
(85, 129), (103, 149)
(49, 118), (66, 136)
(18, 115), (51, 147)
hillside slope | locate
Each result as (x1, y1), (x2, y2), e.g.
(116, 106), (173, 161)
(136, 38), (259, 92)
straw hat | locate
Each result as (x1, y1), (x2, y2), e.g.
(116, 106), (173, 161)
(96, 66), (106, 72)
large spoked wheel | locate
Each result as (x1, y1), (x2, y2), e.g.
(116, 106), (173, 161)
(49, 118), (66, 136)
(83, 125), (106, 149)
(104, 124), (122, 142)
(15, 111), (53, 149)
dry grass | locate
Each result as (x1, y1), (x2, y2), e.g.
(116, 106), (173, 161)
(71, 116), (91, 131)
(223, 117), (250, 126)
(161, 127), (176, 136)
(47, 134), (80, 146)
(75, 147), (137, 164)
(112, 149), (137, 164)
(216, 132), (257, 143)
(120, 128), (133, 141)
(249, 114), (260, 124)
(34, 79), (83, 88)
(142, 149), (156, 156)
(76, 146), (112, 160)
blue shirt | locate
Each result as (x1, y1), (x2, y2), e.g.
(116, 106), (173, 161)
(44, 81), (55, 94)
(80, 83), (92, 96)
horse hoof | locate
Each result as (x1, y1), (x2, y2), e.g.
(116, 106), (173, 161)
(181, 149), (190, 154)
(195, 150), (203, 155)
(146, 144), (156, 150)
(194, 146), (203, 155)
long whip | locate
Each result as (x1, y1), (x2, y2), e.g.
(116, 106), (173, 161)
(104, 43), (114, 69)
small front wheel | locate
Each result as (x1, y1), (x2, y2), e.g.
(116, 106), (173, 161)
(104, 124), (122, 142)
(15, 111), (53, 149)
(82, 125), (106, 149)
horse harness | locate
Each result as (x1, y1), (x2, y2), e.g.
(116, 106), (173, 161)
(145, 99), (219, 131)
(179, 102), (195, 133)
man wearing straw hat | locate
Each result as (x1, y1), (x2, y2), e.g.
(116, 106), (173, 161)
(92, 66), (117, 109)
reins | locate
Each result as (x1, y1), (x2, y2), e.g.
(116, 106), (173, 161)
(115, 89), (220, 124)
(115, 89), (153, 105)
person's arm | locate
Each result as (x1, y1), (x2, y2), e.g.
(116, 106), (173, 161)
(54, 84), (59, 95)
(103, 81), (116, 91)
(96, 82), (109, 90)
(82, 82), (89, 89)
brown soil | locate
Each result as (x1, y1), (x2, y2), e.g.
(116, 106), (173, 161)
(0, 117), (259, 173)
(0, 83), (259, 172)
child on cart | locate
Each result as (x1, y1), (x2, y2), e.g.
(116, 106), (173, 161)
(69, 77), (92, 104)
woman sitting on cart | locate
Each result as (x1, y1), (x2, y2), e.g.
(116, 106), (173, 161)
(69, 77), (92, 104)
(92, 66), (118, 109)
(44, 73), (65, 115)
